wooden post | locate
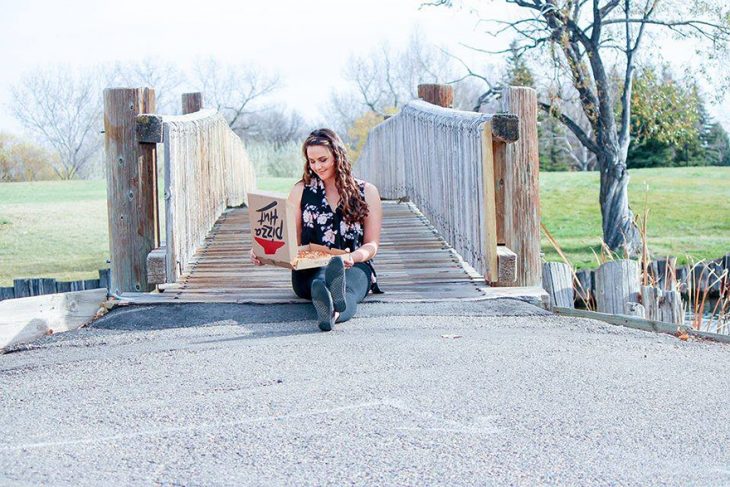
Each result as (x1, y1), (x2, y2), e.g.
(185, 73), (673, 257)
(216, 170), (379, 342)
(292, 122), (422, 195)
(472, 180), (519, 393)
(182, 92), (203, 115)
(542, 262), (574, 308)
(659, 290), (683, 326)
(104, 88), (158, 294)
(595, 259), (640, 314)
(495, 86), (541, 287)
(417, 84), (453, 108)
(641, 285), (660, 321)
(481, 122), (499, 282)
(655, 256), (677, 290)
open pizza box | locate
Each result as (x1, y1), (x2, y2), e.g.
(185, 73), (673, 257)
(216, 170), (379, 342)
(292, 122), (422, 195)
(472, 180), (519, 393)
(247, 190), (348, 270)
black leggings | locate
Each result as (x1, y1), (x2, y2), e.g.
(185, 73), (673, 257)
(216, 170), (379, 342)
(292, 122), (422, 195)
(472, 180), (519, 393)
(292, 263), (371, 323)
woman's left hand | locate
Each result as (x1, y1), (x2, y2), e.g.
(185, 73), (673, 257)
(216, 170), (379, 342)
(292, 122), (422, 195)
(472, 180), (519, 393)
(342, 253), (355, 269)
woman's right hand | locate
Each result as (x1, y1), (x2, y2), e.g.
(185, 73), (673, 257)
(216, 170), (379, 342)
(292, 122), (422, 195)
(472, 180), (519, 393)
(249, 248), (264, 266)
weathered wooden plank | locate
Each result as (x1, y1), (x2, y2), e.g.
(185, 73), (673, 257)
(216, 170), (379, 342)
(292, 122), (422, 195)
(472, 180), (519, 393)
(417, 83), (454, 108)
(182, 92), (203, 114)
(98, 268), (111, 290)
(146, 247), (167, 284)
(13, 279), (31, 298)
(542, 262), (574, 308)
(595, 260), (640, 314)
(490, 113), (519, 143)
(29, 278), (57, 296)
(136, 114), (164, 143)
(496, 245), (516, 283)
(0, 287), (15, 301)
(0, 289), (107, 352)
(495, 87), (541, 287)
(83, 279), (101, 290)
(104, 88), (158, 294)
(481, 121), (499, 283)
(55, 281), (72, 293)
(553, 307), (730, 344)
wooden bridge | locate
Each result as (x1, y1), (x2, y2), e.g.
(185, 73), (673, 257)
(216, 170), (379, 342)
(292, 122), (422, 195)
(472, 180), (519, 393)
(103, 85), (545, 306)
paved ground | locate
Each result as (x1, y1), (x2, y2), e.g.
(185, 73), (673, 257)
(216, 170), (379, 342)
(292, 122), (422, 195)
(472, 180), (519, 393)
(1, 298), (729, 486)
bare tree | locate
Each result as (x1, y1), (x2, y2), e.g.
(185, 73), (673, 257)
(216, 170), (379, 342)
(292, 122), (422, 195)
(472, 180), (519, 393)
(430, 0), (730, 253)
(10, 67), (102, 180)
(245, 105), (307, 147)
(191, 58), (280, 138)
(106, 58), (185, 115)
(341, 31), (457, 116)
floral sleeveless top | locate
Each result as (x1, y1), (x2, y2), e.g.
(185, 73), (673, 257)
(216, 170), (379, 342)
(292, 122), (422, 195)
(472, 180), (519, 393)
(300, 176), (382, 293)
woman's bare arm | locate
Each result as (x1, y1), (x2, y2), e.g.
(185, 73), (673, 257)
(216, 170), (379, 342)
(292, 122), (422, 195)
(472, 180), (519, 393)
(349, 183), (382, 264)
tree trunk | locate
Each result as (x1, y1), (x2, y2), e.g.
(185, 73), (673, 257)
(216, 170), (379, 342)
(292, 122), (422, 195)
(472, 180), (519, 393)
(598, 152), (641, 254)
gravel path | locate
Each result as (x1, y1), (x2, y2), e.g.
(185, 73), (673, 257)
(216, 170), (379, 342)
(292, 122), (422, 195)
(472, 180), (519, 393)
(1, 299), (729, 486)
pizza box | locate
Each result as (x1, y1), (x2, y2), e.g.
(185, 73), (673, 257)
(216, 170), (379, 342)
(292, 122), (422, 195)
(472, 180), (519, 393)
(248, 190), (348, 270)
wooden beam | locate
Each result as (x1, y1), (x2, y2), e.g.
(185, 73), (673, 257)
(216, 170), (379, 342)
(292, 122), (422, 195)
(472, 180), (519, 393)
(417, 84), (453, 108)
(147, 246), (167, 284)
(104, 88), (158, 294)
(182, 92), (203, 114)
(491, 113), (519, 143)
(0, 289), (107, 352)
(553, 307), (730, 344)
(496, 245), (517, 283)
(481, 121), (499, 283)
(136, 114), (164, 143)
(542, 262), (574, 308)
(494, 87), (541, 287)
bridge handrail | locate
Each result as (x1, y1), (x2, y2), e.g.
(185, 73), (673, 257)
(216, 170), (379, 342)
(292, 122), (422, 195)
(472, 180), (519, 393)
(356, 99), (506, 281)
(159, 109), (256, 282)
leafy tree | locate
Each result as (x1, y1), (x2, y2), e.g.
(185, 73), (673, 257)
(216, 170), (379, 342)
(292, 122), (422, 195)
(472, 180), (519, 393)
(626, 67), (703, 168)
(505, 40), (535, 88)
(429, 0), (730, 254)
(0, 132), (55, 181)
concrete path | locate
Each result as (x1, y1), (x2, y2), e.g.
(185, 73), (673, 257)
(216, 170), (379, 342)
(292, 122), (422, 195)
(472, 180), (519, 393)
(1, 299), (729, 486)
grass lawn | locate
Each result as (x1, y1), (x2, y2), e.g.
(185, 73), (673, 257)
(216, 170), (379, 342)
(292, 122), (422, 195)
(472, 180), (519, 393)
(540, 167), (730, 268)
(1, 168), (728, 285)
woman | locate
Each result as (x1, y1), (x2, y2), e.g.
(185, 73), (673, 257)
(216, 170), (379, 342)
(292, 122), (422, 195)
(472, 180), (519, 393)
(250, 128), (382, 331)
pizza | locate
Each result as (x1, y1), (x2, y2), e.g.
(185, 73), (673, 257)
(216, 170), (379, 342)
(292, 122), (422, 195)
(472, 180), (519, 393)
(297, 249), (333, 260)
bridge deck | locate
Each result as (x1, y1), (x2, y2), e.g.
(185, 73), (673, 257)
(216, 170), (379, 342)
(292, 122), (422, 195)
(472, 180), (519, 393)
(120, 202), (545, 304)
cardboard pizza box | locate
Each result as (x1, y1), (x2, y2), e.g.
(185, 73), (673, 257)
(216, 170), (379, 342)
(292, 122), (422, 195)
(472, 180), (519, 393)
(247, 190), (348, 270)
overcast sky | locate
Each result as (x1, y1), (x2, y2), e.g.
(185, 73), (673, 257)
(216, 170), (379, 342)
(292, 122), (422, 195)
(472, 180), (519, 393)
(0, 0), (490, 132)
(1, 0), (728, 134)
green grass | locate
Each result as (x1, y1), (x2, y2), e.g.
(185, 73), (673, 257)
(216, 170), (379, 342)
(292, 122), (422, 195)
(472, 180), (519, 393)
(540, 167), (730, 268)
(0, 169), (728, 285)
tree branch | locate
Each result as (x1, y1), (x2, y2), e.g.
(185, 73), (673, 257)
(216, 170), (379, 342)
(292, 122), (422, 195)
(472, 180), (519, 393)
(539, 101), (600, 154)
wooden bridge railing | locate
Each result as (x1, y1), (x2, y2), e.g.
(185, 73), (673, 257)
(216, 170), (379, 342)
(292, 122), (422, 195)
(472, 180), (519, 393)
(104, 89), (256, 293)
(356, 85), (541, 287)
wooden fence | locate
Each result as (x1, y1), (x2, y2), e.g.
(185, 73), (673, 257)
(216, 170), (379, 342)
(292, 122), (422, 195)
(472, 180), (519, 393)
(0, 269), (111, 301)
(356, 85), (540, 286)
(106, 89), (256, 292)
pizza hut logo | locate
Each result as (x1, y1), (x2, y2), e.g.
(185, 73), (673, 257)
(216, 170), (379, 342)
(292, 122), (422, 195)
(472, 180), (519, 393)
(255, 201), (286, 254)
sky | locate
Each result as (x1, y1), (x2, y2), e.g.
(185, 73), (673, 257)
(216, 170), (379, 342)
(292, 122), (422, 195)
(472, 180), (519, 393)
(0, 0), (488, 132)
(1, 0), (728, 134)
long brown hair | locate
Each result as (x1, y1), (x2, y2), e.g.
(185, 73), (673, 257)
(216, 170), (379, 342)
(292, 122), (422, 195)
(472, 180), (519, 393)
(301, 128), (368, 225)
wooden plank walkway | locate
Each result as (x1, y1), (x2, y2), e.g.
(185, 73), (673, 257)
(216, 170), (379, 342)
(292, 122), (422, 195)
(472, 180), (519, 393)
(120, 201), (546, 304)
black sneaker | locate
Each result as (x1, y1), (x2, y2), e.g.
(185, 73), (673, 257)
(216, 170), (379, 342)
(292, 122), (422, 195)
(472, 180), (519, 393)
(311, 279), (335, 332)
(325, 257), (347, 313)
